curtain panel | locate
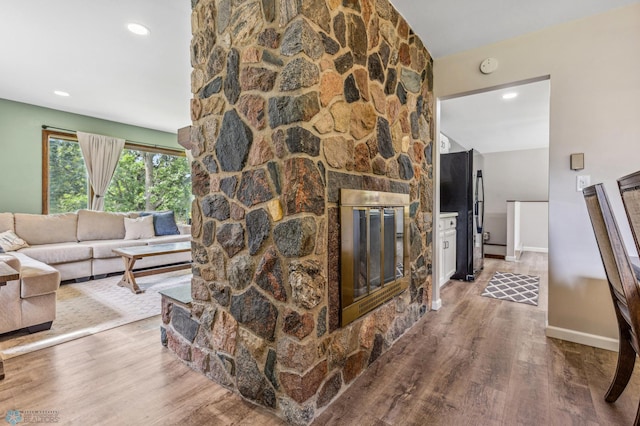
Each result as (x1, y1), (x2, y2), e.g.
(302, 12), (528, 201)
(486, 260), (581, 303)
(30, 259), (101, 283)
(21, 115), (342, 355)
(77, 132), (125, 210)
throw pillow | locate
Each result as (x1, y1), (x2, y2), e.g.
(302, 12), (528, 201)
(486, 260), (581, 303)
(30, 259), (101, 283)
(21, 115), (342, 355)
(0, 230), (29, 252)
(140, 211), (180, 236)
(124, 215), (155, 240)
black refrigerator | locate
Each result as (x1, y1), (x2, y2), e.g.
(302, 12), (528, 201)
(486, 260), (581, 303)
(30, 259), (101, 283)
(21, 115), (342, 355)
(440, 150), (485, 281)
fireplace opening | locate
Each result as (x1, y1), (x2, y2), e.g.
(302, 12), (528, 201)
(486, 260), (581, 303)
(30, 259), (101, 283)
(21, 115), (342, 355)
(340, 189), (410, 326)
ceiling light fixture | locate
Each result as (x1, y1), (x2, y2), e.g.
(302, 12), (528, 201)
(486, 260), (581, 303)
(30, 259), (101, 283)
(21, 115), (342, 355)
(502, 92), (518, 100)
(127, 23), (150, 36)
(54, 90), (70, 97)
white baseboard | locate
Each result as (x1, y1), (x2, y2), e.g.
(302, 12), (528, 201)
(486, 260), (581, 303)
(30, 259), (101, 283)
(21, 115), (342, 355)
(523, 246), (549, 253)
(431, 298), (442, 311)
(545, 325), (618, 352)
(505, 256), (517, 262)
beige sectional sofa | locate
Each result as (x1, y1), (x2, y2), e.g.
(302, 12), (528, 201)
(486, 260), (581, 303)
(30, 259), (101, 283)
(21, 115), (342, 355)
(0, 210), (191, 335)
(0, 252), (60, 334)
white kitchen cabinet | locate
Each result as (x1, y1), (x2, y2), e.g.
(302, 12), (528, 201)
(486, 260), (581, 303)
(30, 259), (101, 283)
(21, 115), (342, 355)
(439, 213), (458, 287)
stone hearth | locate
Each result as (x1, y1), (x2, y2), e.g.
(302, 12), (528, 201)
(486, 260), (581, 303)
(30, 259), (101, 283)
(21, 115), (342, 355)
(165, 0), (434, 423)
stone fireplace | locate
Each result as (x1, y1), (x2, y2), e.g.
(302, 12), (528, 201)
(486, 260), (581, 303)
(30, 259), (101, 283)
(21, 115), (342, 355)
(165, 0), (434, 423)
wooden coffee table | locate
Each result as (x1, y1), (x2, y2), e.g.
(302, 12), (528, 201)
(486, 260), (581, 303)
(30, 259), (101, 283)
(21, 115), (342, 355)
(113, 242), (191, 294)
(0, 262), (20, 380)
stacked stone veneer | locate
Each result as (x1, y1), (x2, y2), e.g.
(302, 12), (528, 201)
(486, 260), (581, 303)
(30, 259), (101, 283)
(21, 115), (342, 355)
(165, 0), (434, 423)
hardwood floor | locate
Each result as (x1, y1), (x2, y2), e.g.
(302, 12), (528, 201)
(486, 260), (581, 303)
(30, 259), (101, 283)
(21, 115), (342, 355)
(1, 252), (638, 425)
(316, 253), (640, 425)
(0, 317), (282, 425)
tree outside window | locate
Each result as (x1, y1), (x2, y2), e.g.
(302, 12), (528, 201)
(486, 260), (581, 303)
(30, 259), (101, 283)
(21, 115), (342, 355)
(105, 148), (191, 222)
(46, 135), (191, 222)
(47, 138), (89, 213)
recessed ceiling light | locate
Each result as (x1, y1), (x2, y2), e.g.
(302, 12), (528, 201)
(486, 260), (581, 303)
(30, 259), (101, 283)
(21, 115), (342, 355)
(54, 90), (70, 97)
(127, 23), (150, 36)
(502, 92), (518, 100)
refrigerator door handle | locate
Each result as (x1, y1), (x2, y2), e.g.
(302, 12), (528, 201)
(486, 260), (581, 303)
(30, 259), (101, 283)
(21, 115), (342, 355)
(475, 171), (485, 234)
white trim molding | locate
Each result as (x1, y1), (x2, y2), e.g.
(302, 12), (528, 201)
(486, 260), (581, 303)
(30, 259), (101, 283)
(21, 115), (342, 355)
(545, 324), (618, 352)
(431, 298), (442, 311)
(523, 246), (549, 253)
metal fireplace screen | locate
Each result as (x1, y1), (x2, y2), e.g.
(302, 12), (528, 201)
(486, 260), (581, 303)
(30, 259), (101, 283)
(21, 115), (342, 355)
(340, 189), (410, 327)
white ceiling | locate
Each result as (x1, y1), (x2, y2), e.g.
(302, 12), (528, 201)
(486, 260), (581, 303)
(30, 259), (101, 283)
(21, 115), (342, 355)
(0, 0), (637, 135)
(440, 79), (551, 154)
(391, 0), (639, 59)
(0, 0), (192, 133)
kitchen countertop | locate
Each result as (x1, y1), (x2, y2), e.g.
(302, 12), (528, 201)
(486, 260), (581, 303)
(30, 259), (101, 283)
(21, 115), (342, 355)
(440, 212), (459, 219)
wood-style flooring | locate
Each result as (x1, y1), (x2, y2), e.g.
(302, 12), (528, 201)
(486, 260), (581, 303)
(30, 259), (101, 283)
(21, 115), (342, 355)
(1, 252), (639, 425)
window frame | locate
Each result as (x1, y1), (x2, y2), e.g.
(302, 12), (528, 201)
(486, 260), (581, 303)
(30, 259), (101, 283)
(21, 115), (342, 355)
(41, 129), (186, 214)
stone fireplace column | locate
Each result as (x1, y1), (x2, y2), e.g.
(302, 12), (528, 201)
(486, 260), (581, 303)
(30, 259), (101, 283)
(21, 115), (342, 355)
(165, 0), (434, 423)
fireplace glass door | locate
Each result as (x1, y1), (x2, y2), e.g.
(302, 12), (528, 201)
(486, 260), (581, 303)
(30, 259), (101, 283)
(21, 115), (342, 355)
(341, 190), (410, 326)
(369, 208), (382, 292)
(353, 207), (405, 300)
(389, 207), (404, 281)
(353, 208), (368, 298)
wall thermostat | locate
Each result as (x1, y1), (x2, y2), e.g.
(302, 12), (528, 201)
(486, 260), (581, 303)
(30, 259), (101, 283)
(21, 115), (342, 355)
(480, 57), (498, 74)
(570, 153), (584, 170)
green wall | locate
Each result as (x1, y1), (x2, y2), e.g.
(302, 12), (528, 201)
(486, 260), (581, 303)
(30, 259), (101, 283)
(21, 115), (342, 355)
(0, 98), (179, 214)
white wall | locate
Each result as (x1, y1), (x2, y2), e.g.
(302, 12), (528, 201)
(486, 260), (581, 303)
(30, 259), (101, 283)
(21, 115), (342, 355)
(520, 202), (549, 251)
(434, 4), (640, 350)
(506, 201), (549, 260)
(483, 148), (549, 244)
(447, 136), (468, 153)
(484, 148), (549, 215)
(506, 201), (521, 261)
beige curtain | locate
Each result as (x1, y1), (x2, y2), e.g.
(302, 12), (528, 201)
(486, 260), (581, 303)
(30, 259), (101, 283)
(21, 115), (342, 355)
(185, 148), (194, 164)
(77, 132), (125, 210)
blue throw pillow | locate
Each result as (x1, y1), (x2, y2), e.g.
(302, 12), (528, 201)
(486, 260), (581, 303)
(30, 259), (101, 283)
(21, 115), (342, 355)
(140, 211), (180, 236)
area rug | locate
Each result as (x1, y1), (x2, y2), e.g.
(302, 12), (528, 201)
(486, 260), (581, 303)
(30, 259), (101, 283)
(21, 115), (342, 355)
(0, 270), (191, 359)
(481, 271), (539, 306)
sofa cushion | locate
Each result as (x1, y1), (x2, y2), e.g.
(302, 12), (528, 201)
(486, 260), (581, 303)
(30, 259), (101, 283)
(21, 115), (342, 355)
(79, 239), (147, 259)
(77, 210), (129, 241)
(21, 292), (57, 329)
(0, 253), (21, 272)
(19, 242), (92, 265)
(14, 212), (78, 245)
(178, 224), (191, 235)
(124, 215), (155, 240)
(0, 279), (21, 334)
(140, 211), (180, 236)
(9, 252), (60, 298)
(54, 260), (92, 282)
(0, 212), (14, 232)
(0, 230), (29, 252)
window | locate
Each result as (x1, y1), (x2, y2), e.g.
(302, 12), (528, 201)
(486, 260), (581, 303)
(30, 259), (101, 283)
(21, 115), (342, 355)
(105, 147), (191, 221)
(45, 134), (90, 214)
(42, 130), (191, 222)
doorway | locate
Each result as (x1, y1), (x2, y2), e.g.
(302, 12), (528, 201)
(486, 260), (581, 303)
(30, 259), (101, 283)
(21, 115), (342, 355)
(432, 78), (551, 310)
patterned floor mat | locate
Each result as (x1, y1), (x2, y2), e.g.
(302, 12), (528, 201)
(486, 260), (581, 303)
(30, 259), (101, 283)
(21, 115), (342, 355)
(481, 271), (539, 306)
